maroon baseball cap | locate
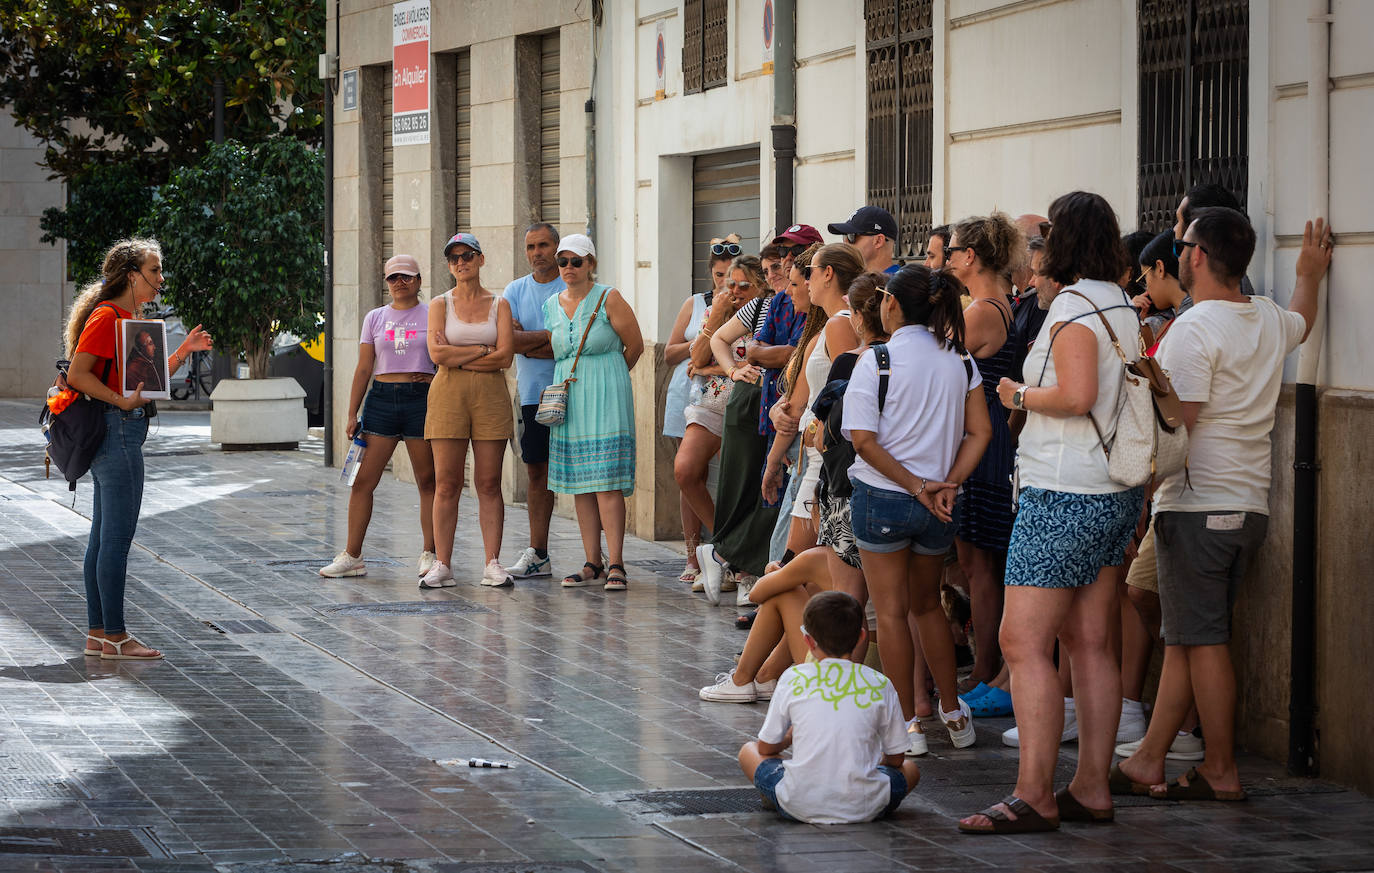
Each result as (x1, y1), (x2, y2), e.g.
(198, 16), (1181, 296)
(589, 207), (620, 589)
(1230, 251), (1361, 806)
(770, 224), (823, 247)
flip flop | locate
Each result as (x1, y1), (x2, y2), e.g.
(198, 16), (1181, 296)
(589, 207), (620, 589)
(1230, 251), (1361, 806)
(958, 795), (1060, 835)
(678, 567), (701, 584)
(1109, 763), (1151, 796)
(1151, 767), (1246, 802)
(1055, 787), (1114, 823)
(968, 686), (1013, 717)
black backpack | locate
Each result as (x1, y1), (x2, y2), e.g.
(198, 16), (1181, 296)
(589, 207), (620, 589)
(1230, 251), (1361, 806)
(40, 304), (118, 491)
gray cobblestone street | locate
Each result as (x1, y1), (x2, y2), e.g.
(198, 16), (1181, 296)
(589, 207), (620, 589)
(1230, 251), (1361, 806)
(1, 402), (1371, 872)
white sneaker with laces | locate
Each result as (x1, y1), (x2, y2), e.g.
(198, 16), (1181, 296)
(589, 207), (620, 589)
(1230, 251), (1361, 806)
(698, 670), (758, 703)
(906, 718), (929, 757)
(754, 678), (776, 701)
(1117, 699), (1148, 743)
(735, 578), (755, 607)
(942, 697), (977, 749)
(1002, 701), (1077, 748)
(698, 545), (725, 605)
(505, 547), (552, 579)
(1115, 731), (1205, 761)
(481, 559), (514, 587)
(417, 551), (436, 578)
(419, 561), (456, 589)
(320, 551), (366, 578)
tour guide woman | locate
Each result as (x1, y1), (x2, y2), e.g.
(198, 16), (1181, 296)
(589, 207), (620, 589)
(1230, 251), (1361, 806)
(543, 234), (644, 590)
(65, 238), (212, 660)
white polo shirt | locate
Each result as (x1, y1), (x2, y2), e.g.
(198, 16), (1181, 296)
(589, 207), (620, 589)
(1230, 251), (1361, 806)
(842, 324), (981, 492)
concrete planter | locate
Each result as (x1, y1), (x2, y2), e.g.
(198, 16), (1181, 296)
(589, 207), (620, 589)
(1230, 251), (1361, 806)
(210, 377), (307, 450)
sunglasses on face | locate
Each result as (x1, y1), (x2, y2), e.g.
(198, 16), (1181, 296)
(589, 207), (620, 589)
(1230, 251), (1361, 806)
(385, 273), (416, 283)
(802, 263), (829, 280)
(1129, 272), (1148, 293)
(844, 232), (877, 244)
(726, 279), (753, 290)
(945, 245), (973, 255)
(711, 242), (742, 256)
(1173, 239), (1207, 258)
(780, 244), (807, 258)
(557, 256), (586, 268)
(446, 250), (479, 264)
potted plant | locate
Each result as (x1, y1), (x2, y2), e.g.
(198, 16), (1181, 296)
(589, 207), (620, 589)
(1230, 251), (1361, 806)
(142, 138), (323, 448)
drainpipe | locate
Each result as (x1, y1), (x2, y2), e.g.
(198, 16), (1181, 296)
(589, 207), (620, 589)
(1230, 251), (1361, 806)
(770, 0), (795, 233)
(321, 0), (341, 467)
(1289, 0), (1330, 777)
(585, 1), (602, 237)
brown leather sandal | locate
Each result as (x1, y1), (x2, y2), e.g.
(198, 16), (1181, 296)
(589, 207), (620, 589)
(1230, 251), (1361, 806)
(958, 795), (1060, 835)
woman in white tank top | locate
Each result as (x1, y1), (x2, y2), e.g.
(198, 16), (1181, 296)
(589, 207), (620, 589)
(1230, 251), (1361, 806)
(422, 233), (515, 589)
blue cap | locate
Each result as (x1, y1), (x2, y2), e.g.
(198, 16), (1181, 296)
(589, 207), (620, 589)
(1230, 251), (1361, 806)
(444, 232), (483, 256)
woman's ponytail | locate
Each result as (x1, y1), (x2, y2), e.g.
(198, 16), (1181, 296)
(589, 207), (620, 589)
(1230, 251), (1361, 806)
(886, 264), (967, 354)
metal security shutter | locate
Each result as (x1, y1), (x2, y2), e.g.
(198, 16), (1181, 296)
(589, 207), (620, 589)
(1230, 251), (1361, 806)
(382, 64), (395, 272)
(692, 148), (760, 295)
(540, 32), (560, 224)
(455, 50), (472, 231)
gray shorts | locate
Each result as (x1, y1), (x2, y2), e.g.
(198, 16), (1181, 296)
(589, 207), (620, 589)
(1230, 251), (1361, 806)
(1154, 510), (1268, 646)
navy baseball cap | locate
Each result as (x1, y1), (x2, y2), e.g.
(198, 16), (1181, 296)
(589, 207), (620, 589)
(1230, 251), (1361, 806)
(828, 206), (899, 244)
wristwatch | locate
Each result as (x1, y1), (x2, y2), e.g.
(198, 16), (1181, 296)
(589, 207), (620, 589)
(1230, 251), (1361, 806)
(1012, 385), (1028, 410)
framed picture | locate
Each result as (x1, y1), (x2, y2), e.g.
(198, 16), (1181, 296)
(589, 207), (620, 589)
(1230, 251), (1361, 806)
(118, 319), (172, 400)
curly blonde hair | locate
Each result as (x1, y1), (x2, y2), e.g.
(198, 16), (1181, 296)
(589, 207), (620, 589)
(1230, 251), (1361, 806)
(64, 238), (162, 357)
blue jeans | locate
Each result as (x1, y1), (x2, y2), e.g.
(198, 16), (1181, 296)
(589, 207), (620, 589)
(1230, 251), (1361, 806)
(753, 757), (908, 822)
(768, 436), (802, 564)
(84, 407), (147, 635)
(849, 476), (960, 556)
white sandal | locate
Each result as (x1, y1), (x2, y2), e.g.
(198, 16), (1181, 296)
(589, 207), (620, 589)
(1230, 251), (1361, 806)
(82, 634), (104, 657)
(101, 635), (164, 661)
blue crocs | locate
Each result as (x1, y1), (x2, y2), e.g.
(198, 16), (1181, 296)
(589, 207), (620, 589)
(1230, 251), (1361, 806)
(958, 682), (992, 703)
(969, 686), (1013, 717)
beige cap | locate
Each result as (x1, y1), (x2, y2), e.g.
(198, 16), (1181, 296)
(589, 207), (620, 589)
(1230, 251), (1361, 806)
(384, 254), (420, 276)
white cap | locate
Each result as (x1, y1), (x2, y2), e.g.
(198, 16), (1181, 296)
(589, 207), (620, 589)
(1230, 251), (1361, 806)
(556, 233), (596, 258)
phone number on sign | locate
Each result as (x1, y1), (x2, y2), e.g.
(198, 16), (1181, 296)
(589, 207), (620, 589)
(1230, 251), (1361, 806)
(393, 114), (429, 135)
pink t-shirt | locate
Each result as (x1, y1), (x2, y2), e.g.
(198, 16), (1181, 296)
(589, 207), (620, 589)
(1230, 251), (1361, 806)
(361, 304), (436, 375)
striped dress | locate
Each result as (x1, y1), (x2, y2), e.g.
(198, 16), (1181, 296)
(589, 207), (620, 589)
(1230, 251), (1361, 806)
(957, 302), (1016, 551)
(543, 284), (636, 494)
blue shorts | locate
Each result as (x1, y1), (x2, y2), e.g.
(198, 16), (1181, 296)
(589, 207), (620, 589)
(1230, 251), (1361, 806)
(849, 477), (960, 556)
(360, 381), (429, 440)
(753, 758), (908, 822)
(519, 404), (551, 465)
(1005, 486), (1145, 588)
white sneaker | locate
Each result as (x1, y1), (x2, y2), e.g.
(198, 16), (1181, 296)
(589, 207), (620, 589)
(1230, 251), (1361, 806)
(698, 545), (725, 605)
(906, 718), (929, 757)
(1002, 702), (1077, 748)
(417, 551), (436, 577)
(1117, 699), (1148, 743)
(320, 551), (365, 578)
(941, 697), (977, 749)
(754, 678), (776, 701)
(1115, 731), (1206, 761)
(481, 559), (514, 587)
(735, 577), (756, 607)
(419, 561), (456, 589)
(505, 547), (552, 578)
(699, 670), (758, 703)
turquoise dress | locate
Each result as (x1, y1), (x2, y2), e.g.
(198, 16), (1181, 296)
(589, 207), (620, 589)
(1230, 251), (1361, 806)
(543, 284), (636, 494)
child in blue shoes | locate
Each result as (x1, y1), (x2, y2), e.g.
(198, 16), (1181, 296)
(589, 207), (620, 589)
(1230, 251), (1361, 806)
(738, 591), (921, 823)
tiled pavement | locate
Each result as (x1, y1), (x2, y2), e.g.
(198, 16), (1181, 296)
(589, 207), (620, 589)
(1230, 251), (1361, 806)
(0, 400), (1371, 872)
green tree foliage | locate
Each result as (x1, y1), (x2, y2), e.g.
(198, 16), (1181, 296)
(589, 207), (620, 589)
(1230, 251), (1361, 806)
(0, 0), (324, 184)
(38, 164), (153, 286)
(141, 139), (323, 379)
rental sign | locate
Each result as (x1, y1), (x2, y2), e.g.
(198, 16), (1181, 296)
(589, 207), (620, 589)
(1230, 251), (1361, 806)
(392, 0), (430, 146)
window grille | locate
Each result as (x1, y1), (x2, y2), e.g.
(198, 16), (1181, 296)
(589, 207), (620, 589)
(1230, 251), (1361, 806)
(865, 0), (933, 262)
(1138, 0), (1248, 232)
(684, 0), (728, 94)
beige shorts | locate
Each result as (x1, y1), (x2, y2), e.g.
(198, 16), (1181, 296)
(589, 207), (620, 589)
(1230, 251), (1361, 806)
(1124, 525), (1158, 593)
(424, 366), (513, 441)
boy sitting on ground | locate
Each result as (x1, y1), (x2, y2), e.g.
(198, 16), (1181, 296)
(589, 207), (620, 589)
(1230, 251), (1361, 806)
(738, 591), (921, 823)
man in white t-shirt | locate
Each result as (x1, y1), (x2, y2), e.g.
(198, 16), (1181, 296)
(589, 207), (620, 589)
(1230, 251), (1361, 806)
(738, 591), (920, 824)
(1114, 209), (1332, 802)
(501, 223), (565, 580)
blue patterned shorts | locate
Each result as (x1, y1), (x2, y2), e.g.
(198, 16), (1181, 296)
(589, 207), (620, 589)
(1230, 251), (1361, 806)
(1005, 486), (1145, 589)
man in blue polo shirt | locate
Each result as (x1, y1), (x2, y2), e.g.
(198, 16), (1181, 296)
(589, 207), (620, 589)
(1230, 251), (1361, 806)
(828, 206), (901, 275)
(502, 222), (564, 579)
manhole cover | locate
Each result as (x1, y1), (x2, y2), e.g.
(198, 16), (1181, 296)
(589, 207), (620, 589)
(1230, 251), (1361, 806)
(233, 489), (321, 498)
(0, 826), (168, 858)
(0, 752), (87, 800)
(203, 619), (281, 635)
(144, 449), (203, 457)
(444, 864), (599, 873)
(1244, 777), (1347, 797)
(261, 557), (401, 568)
(624, 787), (763, 815)
(319, 600), (493, 616)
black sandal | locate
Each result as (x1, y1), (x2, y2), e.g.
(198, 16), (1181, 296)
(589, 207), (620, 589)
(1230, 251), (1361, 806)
(562, 561), (604, 588)
(1054, 787), (1114, 823)
(735, 611), (757, 630)
(958, 795), (1060, 835)
(604, 563), (628, 591)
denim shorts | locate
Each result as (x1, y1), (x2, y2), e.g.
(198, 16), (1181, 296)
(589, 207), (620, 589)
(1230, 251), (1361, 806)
(849, 476), (960, 556)
(753, 758), (907, 821)
(360, 381), (429, 440)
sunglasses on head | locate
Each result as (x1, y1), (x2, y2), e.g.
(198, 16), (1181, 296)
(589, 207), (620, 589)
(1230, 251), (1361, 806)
(711, 242), (742, 256)
(557, 256), (586, 268)
(385, 273), (416, 283)
(446, 250), (479, 264)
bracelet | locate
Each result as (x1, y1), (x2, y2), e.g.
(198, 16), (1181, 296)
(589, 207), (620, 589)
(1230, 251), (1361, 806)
(914, 478), (927, 497)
